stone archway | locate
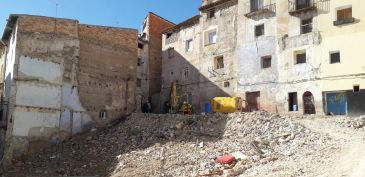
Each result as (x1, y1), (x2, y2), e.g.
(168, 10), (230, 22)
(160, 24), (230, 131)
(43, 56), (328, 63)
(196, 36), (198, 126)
(303, 91), (316, 114)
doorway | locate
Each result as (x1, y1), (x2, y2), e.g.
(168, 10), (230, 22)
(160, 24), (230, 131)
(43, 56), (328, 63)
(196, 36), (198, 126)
(289, 92), (298, 111)
(303, 91), (316, 114)
(246, 92), (260, 112)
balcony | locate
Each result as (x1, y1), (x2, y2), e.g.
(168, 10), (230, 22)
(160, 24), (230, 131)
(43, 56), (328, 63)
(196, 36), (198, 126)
(244, 3), (276, 17)
(288, 0), (317, 15)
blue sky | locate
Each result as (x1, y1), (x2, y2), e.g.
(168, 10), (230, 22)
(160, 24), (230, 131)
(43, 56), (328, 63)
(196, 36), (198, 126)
(0, 0), (201, 36)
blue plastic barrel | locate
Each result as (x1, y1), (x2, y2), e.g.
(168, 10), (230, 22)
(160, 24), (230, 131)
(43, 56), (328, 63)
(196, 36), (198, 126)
(205, 103), (212, 113)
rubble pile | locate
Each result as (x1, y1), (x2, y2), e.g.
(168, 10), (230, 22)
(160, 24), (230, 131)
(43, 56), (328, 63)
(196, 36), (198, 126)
(334, 116), (365, 130)
(5, 112), (337, 177)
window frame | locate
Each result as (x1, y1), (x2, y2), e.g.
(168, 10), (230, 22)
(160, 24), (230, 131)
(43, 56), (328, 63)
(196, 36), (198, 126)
(214, 56), (225, 70)
(208, 31), (217, 45)
(255, 24), (265, 37)
(207, 8), (216, 19)
(261, 56), (272, 69)
(185, 39), (193, 52)
(330, 51), (341, 64)
(224, 81), (230, 88)
(182, 67), (189, 81)
(295, 50), (307, 64)
(301, 18), (313, 34)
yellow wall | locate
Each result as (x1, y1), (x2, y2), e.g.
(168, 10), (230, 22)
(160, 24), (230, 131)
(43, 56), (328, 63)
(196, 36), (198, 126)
(317, 0), (365, 91)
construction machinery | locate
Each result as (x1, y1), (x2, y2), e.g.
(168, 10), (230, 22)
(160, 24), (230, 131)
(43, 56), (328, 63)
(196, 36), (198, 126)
(211, 97), (243, 113)
(168, 81), (193, 114)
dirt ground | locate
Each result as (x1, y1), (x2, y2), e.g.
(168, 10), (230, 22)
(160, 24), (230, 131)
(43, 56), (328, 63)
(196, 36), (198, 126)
(2, 112), (365, 177)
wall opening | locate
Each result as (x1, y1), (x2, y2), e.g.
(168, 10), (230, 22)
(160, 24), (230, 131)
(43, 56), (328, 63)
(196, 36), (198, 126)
(246, 92), (260, 112)
(99, 111), (107, 120)
(289, 92), (298, 111)
(330, 51), (340, 64)
(353, 85), (360, 92)
(303, 91), (316, 114)
(214, 56), (224, 70)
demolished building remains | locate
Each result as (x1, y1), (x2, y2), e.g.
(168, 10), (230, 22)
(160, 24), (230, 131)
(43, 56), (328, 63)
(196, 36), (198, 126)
(0, 14), (137, 162)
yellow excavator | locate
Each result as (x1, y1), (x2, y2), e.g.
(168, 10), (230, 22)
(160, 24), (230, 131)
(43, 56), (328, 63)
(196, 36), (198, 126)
(169, 81), (193, 114)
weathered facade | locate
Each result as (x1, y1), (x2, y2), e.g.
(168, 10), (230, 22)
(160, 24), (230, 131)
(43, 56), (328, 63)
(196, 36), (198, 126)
(0, 14), (137, 162)
(137, 13), (175, 112)
(162, 0), (365, 116)
(161, 0), (238, 113)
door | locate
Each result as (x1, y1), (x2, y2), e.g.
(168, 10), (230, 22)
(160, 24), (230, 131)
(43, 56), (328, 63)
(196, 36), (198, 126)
(246, 92), (260, 112)
(326, 92), (347, 115)
(289, 92), (298, 111)
(303, 91), (316, 114)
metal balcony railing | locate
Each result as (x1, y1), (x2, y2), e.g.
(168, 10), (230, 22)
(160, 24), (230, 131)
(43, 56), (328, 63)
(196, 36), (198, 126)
(288, 0), (317, 15)
(244, 2), (276, 17)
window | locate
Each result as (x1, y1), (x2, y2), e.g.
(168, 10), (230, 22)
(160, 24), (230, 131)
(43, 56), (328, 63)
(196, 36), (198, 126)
(261, 56), (272, 69)
(186, 39), (193, 52)
(215, 56), (224, 69)
(137, 78), (142, 87)
(295, 51), (306, 64)
(353, 85), (360, 92)
(208, 8), (215, 19)
(137, 58), (143, 66)
(99, 111), (107, 119)
(250, 0), (263, 12)
(301, 18), (313, 34)
(182, 67), (189, 81)
(330, 51), (340, 64)
(168, 48), (174, 58)
(296, 0), (311, 10)
(207, 31), (217, 45)
(255, 24), (264, 37)
(138, 43), (144, 49)
(166, 33), (172, 39)
(337, 7), (352, 21)
(224, 81), (230, 88)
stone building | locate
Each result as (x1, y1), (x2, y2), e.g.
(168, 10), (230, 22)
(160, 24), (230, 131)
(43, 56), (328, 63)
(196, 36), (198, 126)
(136, 13), (175, 112)
(0, 14), (137, 161)
(162, 0), (365, 116)
(161, 0), (238, 113)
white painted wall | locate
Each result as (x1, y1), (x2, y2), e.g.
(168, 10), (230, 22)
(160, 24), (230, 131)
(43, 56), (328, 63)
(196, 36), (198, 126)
(18, 56), (63, 84)
(12, 109), (60, 137)
(15, 82), (61, 109)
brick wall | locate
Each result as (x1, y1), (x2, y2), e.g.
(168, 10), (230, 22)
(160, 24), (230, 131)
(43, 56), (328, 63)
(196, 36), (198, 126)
(78, 25), (138, 125)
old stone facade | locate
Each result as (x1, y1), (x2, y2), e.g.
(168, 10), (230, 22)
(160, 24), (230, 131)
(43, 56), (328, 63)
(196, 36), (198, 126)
(161, 0), (238, 113)
(0, 14), (137, 161)
(137, 13), (175, 113)
(162, 0), (365, 116)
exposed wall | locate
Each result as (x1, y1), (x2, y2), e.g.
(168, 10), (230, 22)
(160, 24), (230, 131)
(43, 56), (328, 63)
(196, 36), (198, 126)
(78, 24), (137, 125)
(1, 15), (137, 162)
(136, 39), (149, 112)
(146, 13), (175, 98)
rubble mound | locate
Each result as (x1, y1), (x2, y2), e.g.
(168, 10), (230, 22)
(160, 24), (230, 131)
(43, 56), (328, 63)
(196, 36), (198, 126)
(5, 112), (338, 177)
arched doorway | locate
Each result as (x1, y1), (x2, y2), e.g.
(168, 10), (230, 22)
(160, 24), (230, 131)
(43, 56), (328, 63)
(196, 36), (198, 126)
(303, 91), (316, 114)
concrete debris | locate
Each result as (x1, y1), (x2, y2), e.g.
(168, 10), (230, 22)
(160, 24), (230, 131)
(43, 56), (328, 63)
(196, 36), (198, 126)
(335, 116), (365, 130)
(3, 112), (359, 177)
